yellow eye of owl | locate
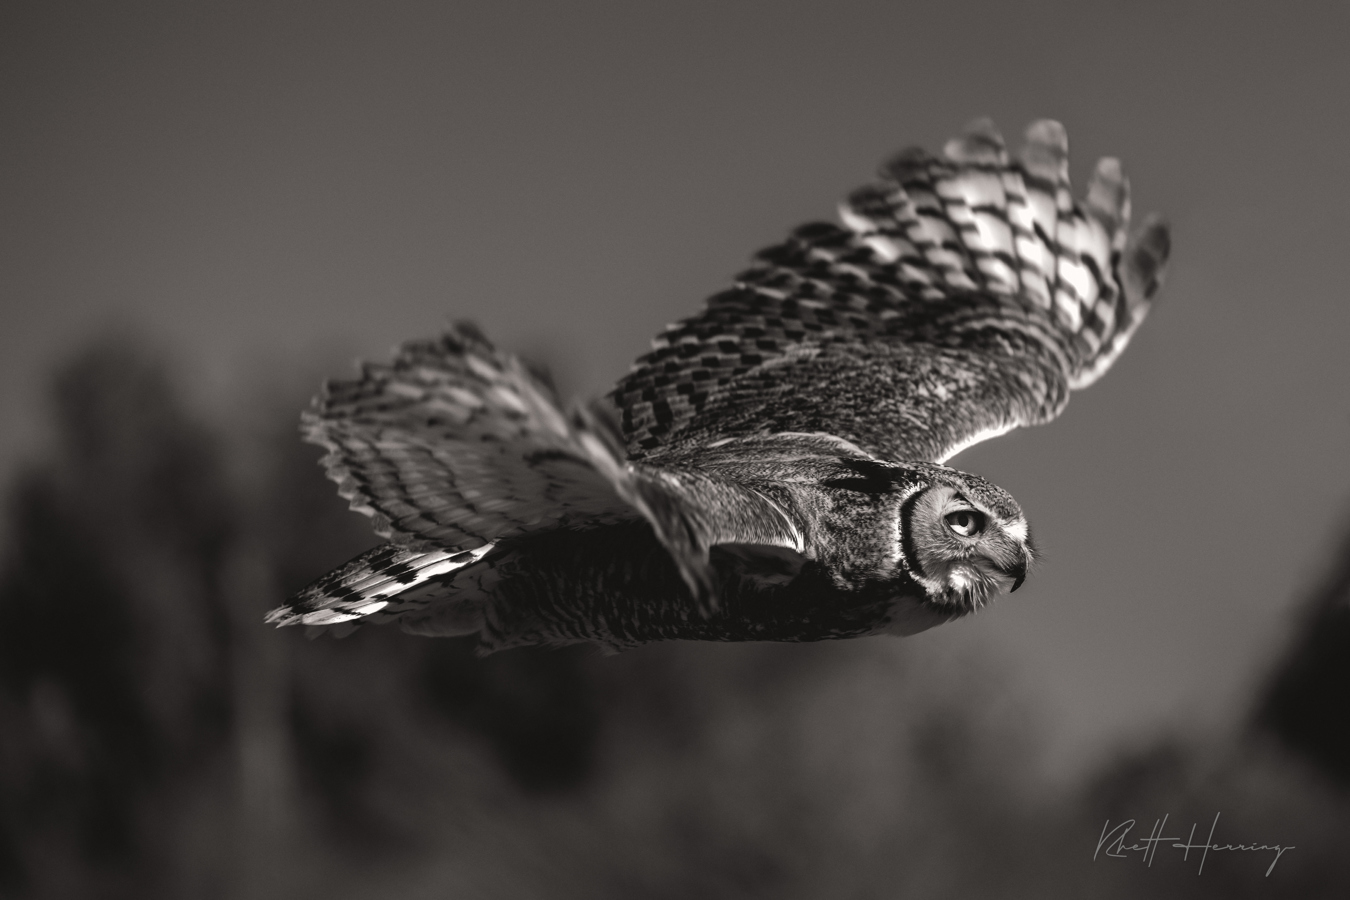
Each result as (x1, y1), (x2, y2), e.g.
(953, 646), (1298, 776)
(944, 510), (985, 537)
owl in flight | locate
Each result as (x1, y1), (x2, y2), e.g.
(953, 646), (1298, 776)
(267, 119), (1169, 652)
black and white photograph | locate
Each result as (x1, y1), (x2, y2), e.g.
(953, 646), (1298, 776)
(1, 2), (1347, 897)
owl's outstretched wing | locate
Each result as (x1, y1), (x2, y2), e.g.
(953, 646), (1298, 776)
(267, 324), (798, 629)
(613, 120), (1170, 464)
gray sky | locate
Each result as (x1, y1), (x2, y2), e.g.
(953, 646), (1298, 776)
(3, 0), (1348, 778)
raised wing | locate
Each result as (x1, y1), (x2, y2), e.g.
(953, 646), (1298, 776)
(613, 119), (1170, 464)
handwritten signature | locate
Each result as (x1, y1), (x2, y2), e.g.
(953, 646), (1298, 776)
(1094, 813), (1293, 877)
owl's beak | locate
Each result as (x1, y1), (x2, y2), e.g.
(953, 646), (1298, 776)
(1006, 558), (1028, 593)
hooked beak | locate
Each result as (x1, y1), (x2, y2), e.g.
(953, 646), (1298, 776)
(1006, 557), (1028, 593)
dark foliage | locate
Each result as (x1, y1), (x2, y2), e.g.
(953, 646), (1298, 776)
(1255, 527), (1350, 787)
(0, 337), (1346, 898)
(0, 345), (235, 897)
(422, 641), (600, 792)
(0, 341), (607, 896)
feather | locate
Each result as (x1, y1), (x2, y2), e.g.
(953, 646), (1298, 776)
(613, 119), (1170, 463)
(269, 119), (1167, 651)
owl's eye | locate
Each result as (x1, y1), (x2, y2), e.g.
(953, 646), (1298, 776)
(944, 509), (985, 537)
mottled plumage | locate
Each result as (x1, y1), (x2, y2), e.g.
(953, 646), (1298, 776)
(266, 119), (1169, 653)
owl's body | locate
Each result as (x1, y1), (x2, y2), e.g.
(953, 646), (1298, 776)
(266, 120), (1169, 653)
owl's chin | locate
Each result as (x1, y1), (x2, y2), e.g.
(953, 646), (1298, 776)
(908, 560), (1017, 619)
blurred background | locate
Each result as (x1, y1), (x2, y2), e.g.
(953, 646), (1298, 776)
(2, 1), (1348, 897)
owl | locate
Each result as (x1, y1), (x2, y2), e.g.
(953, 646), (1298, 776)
(266, 119), (1169, 653)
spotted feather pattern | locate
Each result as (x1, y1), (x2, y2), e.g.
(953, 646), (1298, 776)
(306, 323), (638, 549)
(267, 118), (1168, 647)
(274, 322), (725, 628)
(614, 119), (1169, 463)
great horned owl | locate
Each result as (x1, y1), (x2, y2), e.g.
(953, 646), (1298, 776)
(266, 119), (1169, 653)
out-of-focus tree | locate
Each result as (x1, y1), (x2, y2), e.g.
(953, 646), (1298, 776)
(0, 340), (611, 897)
(1255, 523), (1350, 788)
(0, 342), (234, 898)
(2, 336), (1349, 899)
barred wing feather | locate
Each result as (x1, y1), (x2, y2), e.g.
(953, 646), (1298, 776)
(614, 119), (1169, 465)
(268, 324), (718, 629)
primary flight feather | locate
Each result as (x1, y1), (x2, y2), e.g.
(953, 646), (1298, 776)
(267, 119), (1170, 653)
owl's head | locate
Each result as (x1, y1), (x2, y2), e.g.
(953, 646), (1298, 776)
(807, 456), (1033, 619)
(898, 467), (1034, 614)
